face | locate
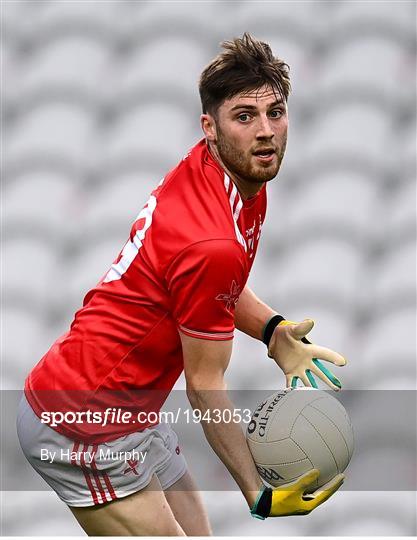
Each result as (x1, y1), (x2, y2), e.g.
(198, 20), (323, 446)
(202, 84), (288, 186)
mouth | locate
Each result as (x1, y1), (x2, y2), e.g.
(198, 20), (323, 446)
(252, 148), (276, 163)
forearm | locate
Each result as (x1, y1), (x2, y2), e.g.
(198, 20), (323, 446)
(235, 285), (277, 340)
(187, 386), (263, 507)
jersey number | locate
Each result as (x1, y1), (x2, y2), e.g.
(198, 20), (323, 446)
(104, 195), (157, 283)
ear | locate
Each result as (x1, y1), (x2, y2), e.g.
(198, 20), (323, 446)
(200, 114), (217, 142)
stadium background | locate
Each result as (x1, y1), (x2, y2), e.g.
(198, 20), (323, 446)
(2, 0), (416, 535)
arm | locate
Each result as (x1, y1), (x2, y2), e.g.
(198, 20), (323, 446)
(180, 332), (262, 508)
(180, 331), (345, 518)
(234, 285), (276, 340)
(168, 238), (343, 512)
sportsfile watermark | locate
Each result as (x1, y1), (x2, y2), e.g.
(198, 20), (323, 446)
(39, 407), (253, 428)
(3, 390), (417, 492)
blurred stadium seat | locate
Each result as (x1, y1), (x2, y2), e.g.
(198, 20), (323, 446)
(331, 0), (416, 32)
(399, 121), (417, 186)
(306, 102), (392, 164)
(115, 37), (208, 98)
(121, 1), (220, 48)
(285, 170), (381, 242)
(319, 37), (412, 100)
(2, 34), (20, 106)
(82, 171), (159, 237)
(371, 375), (417, 391)
(26, 0), (118, 43)
(237, 1), (315, 36)
(316, 491), (416, 535)
(268, 238), (363, 310)
(360, 307), (416, 386)
(2, 491), (83, 536)
(339, 519), (412, 536)
(5, 103), (96, 168)
(2, 307), (47, 387)
(65, 237), (124, 311)
(3, 237), (58, 310)
(16, 36), (111, 101)
(3, 171), (79, 237)
(101, 103), (196, 171)
(372, 239), (416, 311)
(386, 180), (416, 244)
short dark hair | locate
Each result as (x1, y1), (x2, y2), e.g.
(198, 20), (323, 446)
(199, 32), (291, 115)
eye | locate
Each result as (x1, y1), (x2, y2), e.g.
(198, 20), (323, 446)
(237, 113), (252, 122)
(269, 109), (284, 118)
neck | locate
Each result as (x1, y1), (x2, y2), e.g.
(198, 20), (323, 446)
(207, 141), (263, 200)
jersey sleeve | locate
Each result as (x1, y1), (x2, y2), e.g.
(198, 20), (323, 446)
(166, 239), (247, 341)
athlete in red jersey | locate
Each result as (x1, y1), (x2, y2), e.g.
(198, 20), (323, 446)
(18, 34), (346, 536)
(25, 139), (267, 442)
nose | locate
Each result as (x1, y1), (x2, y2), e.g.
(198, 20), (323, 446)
(256, 114), (274, 139)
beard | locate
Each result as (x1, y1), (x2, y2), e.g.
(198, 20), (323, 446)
(215, 126), (287, 185)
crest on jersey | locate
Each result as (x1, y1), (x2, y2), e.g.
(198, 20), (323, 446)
(215, 280), (241, 311)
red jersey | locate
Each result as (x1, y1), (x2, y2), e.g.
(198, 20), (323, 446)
(25, 139), (267, 442)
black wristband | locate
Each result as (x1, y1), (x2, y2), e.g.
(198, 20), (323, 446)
(251, 486), (272, 519)
(262, 315), (285, 346)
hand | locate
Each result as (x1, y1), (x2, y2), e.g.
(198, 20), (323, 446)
(268, 319), (346, 391)
(251, 469), (345, 519)
(270, 469), (345, 517)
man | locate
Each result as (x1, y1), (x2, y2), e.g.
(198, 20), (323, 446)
(17, 33), (346, 536)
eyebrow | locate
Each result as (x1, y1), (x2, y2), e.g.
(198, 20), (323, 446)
(230, 100), (284, 112)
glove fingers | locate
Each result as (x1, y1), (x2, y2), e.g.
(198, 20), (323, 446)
(283, 469), (319, 492)
(305, 369), (318, 388)
(310, 361), (342, 391)
(303, 474), (345, 510)
(291, 319), (315, 340)
(310, 345), (346, 366)
(287, 375), (296, 388)
(291, 372), (316, 389)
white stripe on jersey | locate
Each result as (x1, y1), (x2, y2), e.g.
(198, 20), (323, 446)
(179, 325), (234, 340)
(233, 196), (243, 222)
(224, 174), (247, 251)
(104, 195), (157, 283)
